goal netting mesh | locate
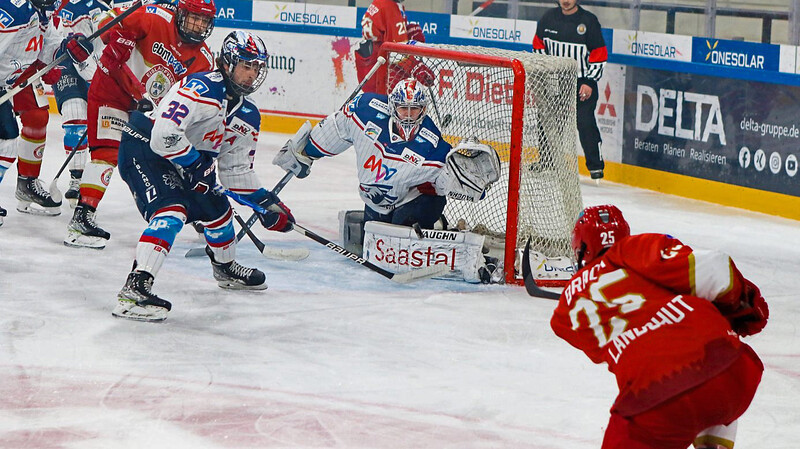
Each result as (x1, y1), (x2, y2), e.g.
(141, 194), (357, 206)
(385, 43), (583, 283)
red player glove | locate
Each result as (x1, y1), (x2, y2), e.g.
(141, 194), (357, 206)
(98, 29), (136, 75)
(727, 279), (769, 337)
(12, 60), (61, 87)
(63, 33), (94, 64)
(406, 22), (425, 43)
(259, 201), (295, 233)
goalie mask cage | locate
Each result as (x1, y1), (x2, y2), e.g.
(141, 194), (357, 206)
(382, 42), (583, 285)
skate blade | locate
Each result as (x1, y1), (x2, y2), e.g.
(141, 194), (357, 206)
(16, 201), (61, 216)
(64, 231), (108, 249)
(112, 302), (168, 322)
(216, 280), (268, 291)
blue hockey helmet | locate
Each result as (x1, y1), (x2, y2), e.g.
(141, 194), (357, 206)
(218, 31), (269, 96)
(388, 78), (429, 141)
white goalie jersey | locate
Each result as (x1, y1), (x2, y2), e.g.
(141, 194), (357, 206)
(150, 71), (262, 194)
(303, 93), (452, 215)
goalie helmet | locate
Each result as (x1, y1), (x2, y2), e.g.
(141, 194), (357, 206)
(218, 31), (269, 97)
(176, 0), (216, 44)
(571, 204), (630, 268)
(388, 79), (429, 141)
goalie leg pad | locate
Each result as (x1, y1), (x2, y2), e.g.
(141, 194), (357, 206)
(363, 221), (487, 283)
(339, 209), (365, 257)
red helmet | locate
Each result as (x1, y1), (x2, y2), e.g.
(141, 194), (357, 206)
(571, 204), (630, 267)
(176, 0), (216, 44)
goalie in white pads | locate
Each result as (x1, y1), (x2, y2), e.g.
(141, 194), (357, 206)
(274, 79), (502, 282)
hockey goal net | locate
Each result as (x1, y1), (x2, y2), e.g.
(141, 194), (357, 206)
(382, 42), (583, 285)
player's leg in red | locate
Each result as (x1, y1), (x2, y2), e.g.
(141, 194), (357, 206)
(602, 345), (763, 449)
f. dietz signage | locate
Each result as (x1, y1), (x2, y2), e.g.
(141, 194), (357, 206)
(254, 1), (356, 28)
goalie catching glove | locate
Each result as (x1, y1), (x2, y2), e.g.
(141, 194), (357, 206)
(444, 137), (501, 202)
(246, 188), (295, 232)
(273, 121), (316, 178)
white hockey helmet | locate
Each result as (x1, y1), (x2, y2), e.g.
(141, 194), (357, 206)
(388, 78), (429, 141)
(218, 31), (269, 97)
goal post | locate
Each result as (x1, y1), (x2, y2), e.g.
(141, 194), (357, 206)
(381, 42), (583, 285)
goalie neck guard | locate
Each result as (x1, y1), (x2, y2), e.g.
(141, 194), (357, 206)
(176, 0), (216, 44)
(388, 79), (429, 141)
(218, 31), (269, 97)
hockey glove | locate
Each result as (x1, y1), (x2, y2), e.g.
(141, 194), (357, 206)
(98, 29), (136, 75)
(406, 22), (426, 43)
(247, 188), (295, 233)
(273, 121), (314, 178)
(182, 152), (216, 193)
(12, 60), (61, 87)
(63, 33), (94, 64)
(408, 59), (435, 87)
(727, 279), (769, 337)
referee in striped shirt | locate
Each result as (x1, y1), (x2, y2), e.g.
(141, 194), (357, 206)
(533, 0), (607, 180)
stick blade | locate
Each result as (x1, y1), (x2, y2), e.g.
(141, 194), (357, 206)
(184, 247), (207, 258)
(49, 179), (62, 204)
(390, 264), (450, 284)
(522, 239), (562, 300)
(262, 246), (310, 261)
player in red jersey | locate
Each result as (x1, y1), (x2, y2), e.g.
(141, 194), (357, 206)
(355, 0), (432, 95)
(64, 0), (216, 249)
(551, 204), (768, 449)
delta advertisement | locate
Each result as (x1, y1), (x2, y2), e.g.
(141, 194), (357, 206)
(623, 67), (800, 197)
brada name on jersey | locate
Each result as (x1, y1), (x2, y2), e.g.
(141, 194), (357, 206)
(363, 221), (487, 282)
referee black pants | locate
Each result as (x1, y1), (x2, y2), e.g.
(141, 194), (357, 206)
(577, 80), (604, 172)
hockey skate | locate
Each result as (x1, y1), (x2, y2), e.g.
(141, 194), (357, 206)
(64, 204), (111, 249)
(205, 246), (267, 290)
(15, 175), (61, 216)
(0, 205), (6, 227)
(112, 271), (172, 322)
(65, 170), (81, 209)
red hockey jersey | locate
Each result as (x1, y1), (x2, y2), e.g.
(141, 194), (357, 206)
(95, 4), (214, 105)
(551, 233), (756, 416)
(356, 0), (409, 94)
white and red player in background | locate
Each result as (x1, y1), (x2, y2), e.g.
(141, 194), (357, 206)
(0, 0), (92, 223)
(551, 204), (768, 449)
(355, 0), (433, 95)
(64, 0), (216, 249)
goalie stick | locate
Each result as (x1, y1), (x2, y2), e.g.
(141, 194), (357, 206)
(220, 187), (448, 284)
(522, 239), (563, 300)
(0, 0), (145, 107)
(48, 127), (88, 204)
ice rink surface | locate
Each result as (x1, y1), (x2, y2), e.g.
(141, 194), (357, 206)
(0, 117), (798, 448)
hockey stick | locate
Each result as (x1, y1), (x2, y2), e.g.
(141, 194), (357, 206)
(48, 127), (88, 204)
(522, 239), (562, 300)
(0, 0), (144, 107)
(426, 86), (452, 128)
(184, 172), (309, 261)
(342, 56), (386, 109)
(220, 187), (448, 283)
(469, 0), (496, 16)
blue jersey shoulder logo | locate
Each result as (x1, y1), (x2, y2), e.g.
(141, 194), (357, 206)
(0, 9), (14, 28)
(182, 78), (210, 97)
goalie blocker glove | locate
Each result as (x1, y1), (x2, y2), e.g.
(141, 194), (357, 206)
(274, 121), (316, 178)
